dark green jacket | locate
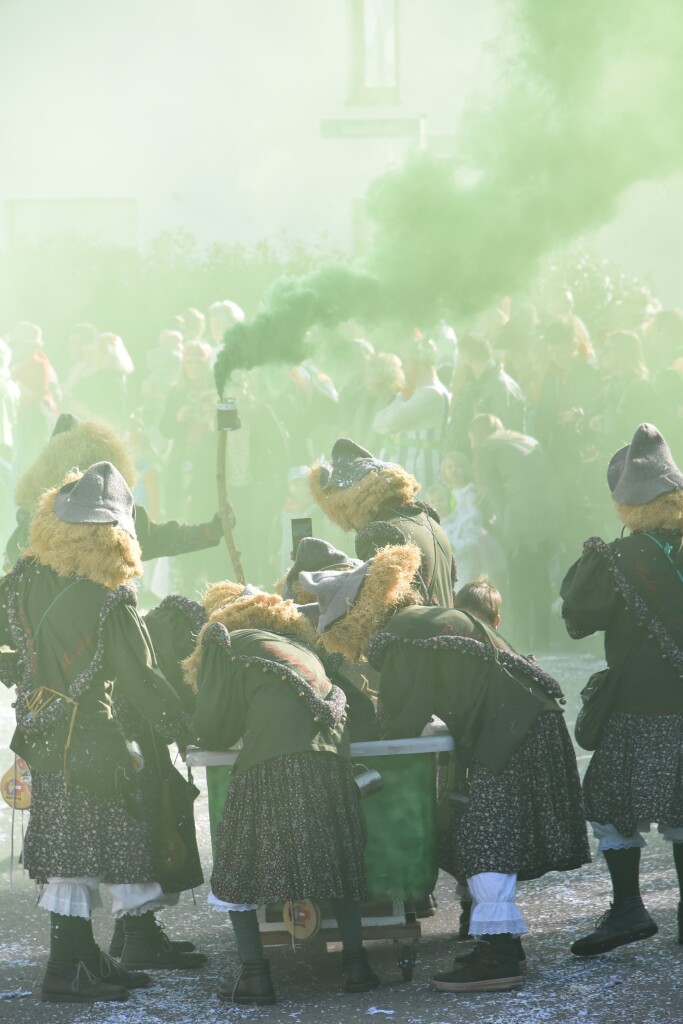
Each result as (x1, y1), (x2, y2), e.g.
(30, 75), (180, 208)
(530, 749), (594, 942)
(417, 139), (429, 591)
(368, 606), (564, 774)
(561, 532), (683, 714)
(0, 560), (189, 792)
(355, 503), (456, 607)
(192, 626), (350, 776)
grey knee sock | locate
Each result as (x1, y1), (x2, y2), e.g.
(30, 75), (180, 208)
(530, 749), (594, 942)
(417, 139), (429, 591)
(229, 909), (264, 962)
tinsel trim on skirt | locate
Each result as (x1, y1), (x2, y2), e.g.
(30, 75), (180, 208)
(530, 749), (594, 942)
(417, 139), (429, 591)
(583, 712), (683, 836)
(211, 752), (368, 905)
(24, 772), (157, 885)
(441, 711), (590, 883)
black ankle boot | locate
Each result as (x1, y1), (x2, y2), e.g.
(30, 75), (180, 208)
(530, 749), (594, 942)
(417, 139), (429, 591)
(570, 897), (657, 957)
(41, 960), (130, 1003)
(218, 959), (276, 1005)
(432, 937), (523, 993)
(109, 916), (196, 957)
(342, 950), (380, 993)
(120, 912), (207, 970)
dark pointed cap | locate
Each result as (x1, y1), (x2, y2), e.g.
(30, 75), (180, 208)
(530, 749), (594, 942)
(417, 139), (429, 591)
(607, 423), (683, 505)
(283, 536), (360, 599)
(299, 560), (371, 634)
(53, 461), (136, 536)
(316, 437), (391, 490)
(51, 412), (81, 438)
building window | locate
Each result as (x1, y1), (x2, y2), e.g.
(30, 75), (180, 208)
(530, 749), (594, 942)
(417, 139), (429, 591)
(350, 0), (400, 106)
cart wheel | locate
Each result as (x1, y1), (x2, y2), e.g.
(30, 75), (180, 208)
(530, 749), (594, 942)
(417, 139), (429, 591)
(396, 939), (417, 982)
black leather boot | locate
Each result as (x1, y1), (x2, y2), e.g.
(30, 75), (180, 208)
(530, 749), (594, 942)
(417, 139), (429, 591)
(88, 949), (152, 989)
(41, 960), (130, 1003)
(454, 936), (526, 968)
(677, 902), (683, 945)
(342, 950), (380, 993)
(109, 916), (196, 957)
(432, 937), (523, 992)
(570, 897), (657, 956)
(120, 912), (207, 970)
(217, 959), (276, 1005)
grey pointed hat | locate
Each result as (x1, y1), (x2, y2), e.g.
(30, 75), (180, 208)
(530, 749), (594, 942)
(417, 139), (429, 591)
(317, 437), (391, 490)
(283, 536), (361, 599)
(298, 560), (371, 634)
(607, 423), (683, 505)
(53, 461), (137, 536)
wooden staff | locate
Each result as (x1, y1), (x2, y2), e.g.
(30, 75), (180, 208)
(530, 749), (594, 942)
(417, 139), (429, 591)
(216, 405), (246, 585)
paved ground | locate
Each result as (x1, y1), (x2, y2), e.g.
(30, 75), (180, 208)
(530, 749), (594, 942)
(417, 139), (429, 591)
(1, 646), (682, 1024)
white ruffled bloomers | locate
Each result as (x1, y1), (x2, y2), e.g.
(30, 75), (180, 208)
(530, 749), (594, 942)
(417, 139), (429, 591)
(39, 877), (179, 919)
(467, 872), (528, 936)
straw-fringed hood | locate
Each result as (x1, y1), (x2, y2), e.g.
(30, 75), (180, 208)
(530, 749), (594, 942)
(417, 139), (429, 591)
(309, 437), (420, 532)
(300, 543), (423, 663)
(613, 490), (683, 533)
(183, 585), (317, 689)
(14, 418), (137, 513)
(26, 471), (142, 590)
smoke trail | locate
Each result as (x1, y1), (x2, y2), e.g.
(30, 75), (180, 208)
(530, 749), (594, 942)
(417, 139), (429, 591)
(214, 265), (382, 395)
(368, 0), (683, 320)
(216, 0), (683, 391)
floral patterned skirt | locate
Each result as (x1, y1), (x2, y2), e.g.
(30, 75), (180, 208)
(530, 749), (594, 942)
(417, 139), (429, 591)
(442, 711), (591, 883)
(583, 712), (683, 836)
(24, 772), (156, 885)
(211, 752), (368, 905)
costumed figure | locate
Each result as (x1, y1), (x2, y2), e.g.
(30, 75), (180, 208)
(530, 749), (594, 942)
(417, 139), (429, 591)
(309, 437), (457, 607)
(187, 582), (379, 1005)
(6, 413), (228, 568)
(561, 423), (683, 955)
(102, 593), (209, 966)
(0, 462), (206, 1004)
(298, 543), (590, 993)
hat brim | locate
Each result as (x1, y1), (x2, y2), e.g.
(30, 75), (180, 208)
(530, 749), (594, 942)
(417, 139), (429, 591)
(53, 492), (137, 537)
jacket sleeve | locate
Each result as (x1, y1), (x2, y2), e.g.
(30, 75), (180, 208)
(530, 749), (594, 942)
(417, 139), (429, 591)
(192, 642), (248, 751)
(104, 602), (191, 746)
(378, 642), (435, 739)
(560, 547), (618, 638)
(135, 504), (222, 561)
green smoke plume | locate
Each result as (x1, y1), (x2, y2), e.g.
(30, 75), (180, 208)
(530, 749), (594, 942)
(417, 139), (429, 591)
(214, 265), (383, 395)
(217, 0), (683, 389)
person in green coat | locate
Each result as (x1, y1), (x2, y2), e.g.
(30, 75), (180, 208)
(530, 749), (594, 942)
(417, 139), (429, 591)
(5, 413), (227, 568)
(296, 543), (590, 994)
(309, 437), (457, 607)
(0, 462), (205, 1004)
(188, 583), (379, 1005)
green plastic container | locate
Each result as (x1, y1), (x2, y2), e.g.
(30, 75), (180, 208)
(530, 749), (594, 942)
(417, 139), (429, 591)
(202, 737), (448, 902)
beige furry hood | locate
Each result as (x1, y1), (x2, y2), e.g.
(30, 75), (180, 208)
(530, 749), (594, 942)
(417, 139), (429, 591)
(15, 419), (137, 513)
(26, 471), (143, 589)
(183, 584), (317, 689)
(307, 543), (423, 663)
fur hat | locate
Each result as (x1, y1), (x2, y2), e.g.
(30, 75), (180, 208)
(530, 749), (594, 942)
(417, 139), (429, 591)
(27, 470), (142, 589)
(310, 438), (420, 533)
(608, 423), (683, 505)
(14, 418), (137, 513)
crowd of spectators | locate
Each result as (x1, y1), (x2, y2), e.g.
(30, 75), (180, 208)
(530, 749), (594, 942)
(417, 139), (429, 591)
(2, 266), (682, 652)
